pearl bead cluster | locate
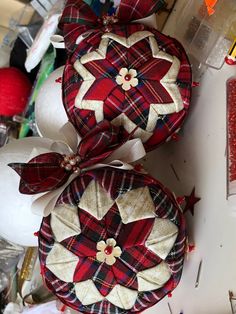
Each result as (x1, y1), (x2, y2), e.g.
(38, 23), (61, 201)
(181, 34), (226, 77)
(60, 154), (81, 174)
(101, 14), (118, 26)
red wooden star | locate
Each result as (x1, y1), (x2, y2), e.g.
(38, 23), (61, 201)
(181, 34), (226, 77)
(184, 187), (200, 216)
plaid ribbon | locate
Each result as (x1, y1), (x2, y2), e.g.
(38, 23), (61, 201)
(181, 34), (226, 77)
(8, 121), (127, 195)
(39, 168), (186, 313)
(59, 0), (166, 51)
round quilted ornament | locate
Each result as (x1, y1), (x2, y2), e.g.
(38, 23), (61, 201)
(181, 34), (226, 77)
(38, 168), (186, 313)
(62, 23), (192, 151)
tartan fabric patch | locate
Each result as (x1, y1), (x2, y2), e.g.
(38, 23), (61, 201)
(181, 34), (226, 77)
(62, 22), (192, 152)
(38, 168), (186, 313)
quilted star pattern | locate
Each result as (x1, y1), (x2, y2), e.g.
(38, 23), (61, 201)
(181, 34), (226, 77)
(63, 24), (192, 151)
(38, 168), (186, 313)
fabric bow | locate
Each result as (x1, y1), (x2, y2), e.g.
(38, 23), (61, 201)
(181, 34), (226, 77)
(8, 120), (146, 216)
(59, 0), (166, 51)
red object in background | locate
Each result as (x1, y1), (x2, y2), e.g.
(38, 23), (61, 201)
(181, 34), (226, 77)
(227, 78), (236, 184)
(0, 67), (32, 116)
(225, 56), (236, 66)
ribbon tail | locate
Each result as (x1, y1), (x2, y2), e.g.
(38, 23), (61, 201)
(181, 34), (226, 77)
(31, 173), (79, 217)
(104, 138), (146, 164)
(86, 160), (134, 172)
(59, 122), (81, 152)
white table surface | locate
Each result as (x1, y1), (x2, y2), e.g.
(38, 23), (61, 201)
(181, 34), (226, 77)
(142, 2), (236, 313)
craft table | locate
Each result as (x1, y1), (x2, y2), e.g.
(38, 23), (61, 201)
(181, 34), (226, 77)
(141, 2), (236, 312)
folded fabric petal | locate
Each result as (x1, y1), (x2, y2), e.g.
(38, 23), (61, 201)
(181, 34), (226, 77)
(46, 243), (79, 282)
(77, 120), (121, 169)
(51, 205), (81, 242)
(9, 153), (69, 194)
(137, 261), (171, 291)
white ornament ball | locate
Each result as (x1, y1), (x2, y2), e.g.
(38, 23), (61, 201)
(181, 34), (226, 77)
(35, 66), (68, 141)
(0, 137), (53, 246)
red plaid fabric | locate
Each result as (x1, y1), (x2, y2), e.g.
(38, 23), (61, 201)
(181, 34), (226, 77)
(59, 0), (166, 52)
(62, 21), (192, 152)
(38, 168), (186, 313)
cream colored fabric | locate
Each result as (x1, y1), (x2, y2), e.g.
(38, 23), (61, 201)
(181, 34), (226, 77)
(78, 180), (115, 220)
(106, 285), (137, 310)
(149, 36), (173, 62)
(74, 61), (95, 102)
(116, 186), (156, 224)
(73, 60), (106, 122)
(74, 280), (104, 305)
(146, 103), (173, 132)
(145, 218), (178, 259)
(80, 38), (109, 64)
(102, 31), (154, 48)
(77, 100), (104, 122)
(51, 205), (81, 242)
(111, 113), (152, 143)
(74, 281), (137, 309)
(46, 243), (79, 282)
(146, 57), (183, 132)
(160, 56), (183, 115)
(137, 262), (171, 291)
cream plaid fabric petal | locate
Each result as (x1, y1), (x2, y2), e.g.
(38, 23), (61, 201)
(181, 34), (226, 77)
(106, 285), (138, 310)
(137, 261), (171, 291)
(115, 186), (156, 224)
(78, 180), (115, 220)
(145, 218), (178, 259)
(51, 205), (81, 242)
(46, 243), (79, 282)
(75, 280), (104, 305)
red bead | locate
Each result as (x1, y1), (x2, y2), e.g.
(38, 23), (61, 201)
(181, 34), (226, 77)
(124, 74), (131, 81)
(188, 244), (195, 252)
(192, 81), (200, 87)
(171, 133), (180, 141)
(55, 77), (62, 83)
(176, 196), (185, 205)
(104, 245), (113, 255)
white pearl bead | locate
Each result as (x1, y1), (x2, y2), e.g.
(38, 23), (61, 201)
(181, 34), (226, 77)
(64, 156), (69, 162)
(65, 164), (72, 171)
(69, 159), (76, 166)
(74, 168), (80, 174)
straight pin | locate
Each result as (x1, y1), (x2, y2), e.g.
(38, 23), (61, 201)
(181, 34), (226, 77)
(170, 163), (180, 181)
(167, 302), (173, 314)
(195, 260), (202, 288)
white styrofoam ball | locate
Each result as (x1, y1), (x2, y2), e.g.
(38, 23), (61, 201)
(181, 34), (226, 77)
(0, 137), (53, 246)
(35, 66), (68, 141)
